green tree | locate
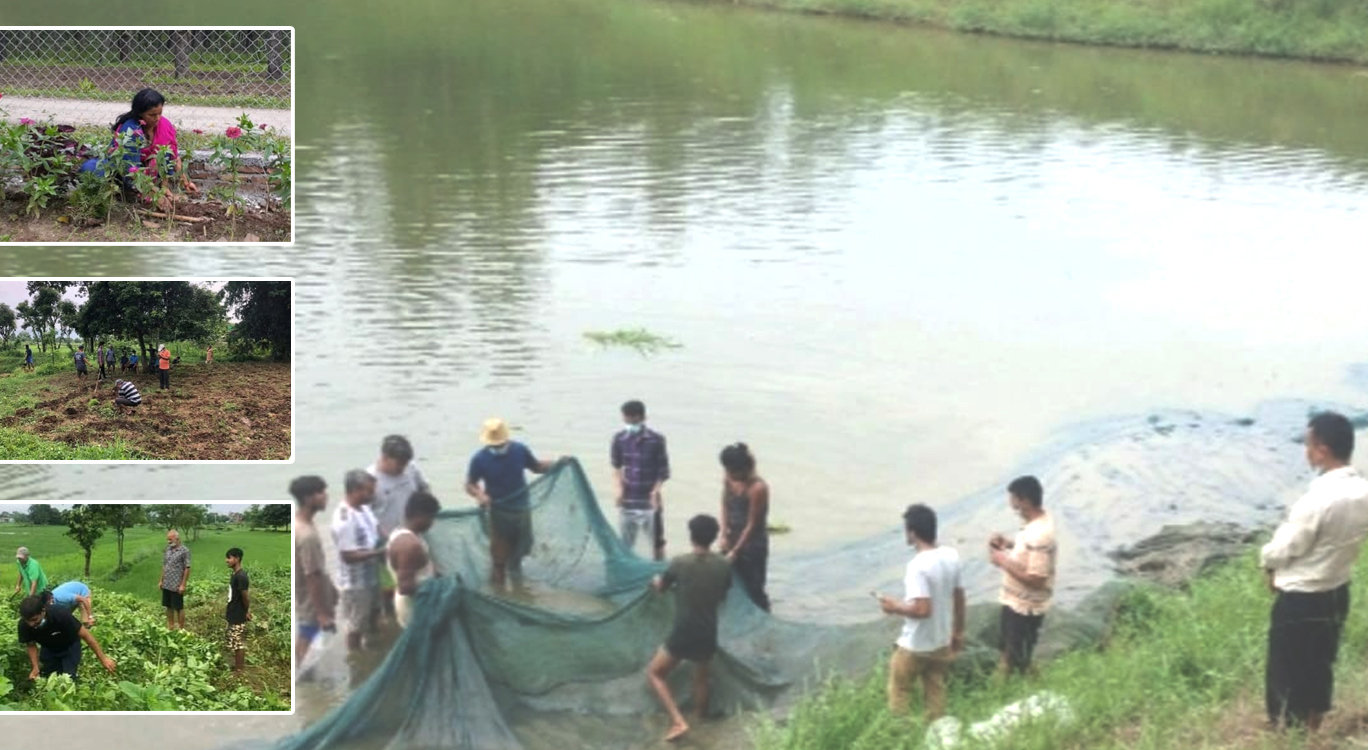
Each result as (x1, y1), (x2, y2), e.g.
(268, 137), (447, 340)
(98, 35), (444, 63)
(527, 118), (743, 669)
(96, 504), (144, 571)
(27, 504), (64, 526)
(15, 286), (61, 354)
(56, 300), (79, 351)
(0, 303), (16, 349)
(259, 504), (292, 530)
(221, 281), (291, 360)
(65, 505), (107, 578)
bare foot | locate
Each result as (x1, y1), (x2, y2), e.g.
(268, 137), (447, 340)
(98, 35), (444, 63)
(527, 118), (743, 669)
(665, 723), (689, 742)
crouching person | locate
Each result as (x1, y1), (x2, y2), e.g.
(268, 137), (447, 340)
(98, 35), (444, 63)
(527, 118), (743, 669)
(113, 379), (142, 415)
(17, 595), (116, 681)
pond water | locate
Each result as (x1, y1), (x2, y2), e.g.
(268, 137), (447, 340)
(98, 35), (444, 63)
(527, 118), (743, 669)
(3, 0), (1368, 745)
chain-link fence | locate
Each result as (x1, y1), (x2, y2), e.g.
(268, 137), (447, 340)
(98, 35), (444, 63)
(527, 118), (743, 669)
(0, 28), (292, 125)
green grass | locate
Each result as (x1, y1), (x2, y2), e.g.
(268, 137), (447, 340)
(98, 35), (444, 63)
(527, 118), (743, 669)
(0, 428), (141, 459)
(1, 86), (290, 110)
(2, 523), (291, 601)
(754, 544), (1368, 750)
(716, 0), (1368, 65)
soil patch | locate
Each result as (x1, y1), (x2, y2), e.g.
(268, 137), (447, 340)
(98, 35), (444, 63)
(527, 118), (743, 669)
(1, 196), (289, 242)
(0, 361), (291, 459)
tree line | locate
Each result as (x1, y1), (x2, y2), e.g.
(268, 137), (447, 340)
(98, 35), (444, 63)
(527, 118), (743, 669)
(0, 281), (290, 364)
(18, 503), (291, 576)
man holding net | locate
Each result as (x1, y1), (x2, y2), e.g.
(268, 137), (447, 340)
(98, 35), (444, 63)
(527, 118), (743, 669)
(612, 400), (671, 560)
(465, 418), (561, 590)
(647, 514), (732, 743)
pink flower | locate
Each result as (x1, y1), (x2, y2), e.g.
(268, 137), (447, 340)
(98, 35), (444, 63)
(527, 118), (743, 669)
(128, 166), (140, 174)
(258, 123), (268, 130)
(192, 129), (203, 135)
(225, 127), (243, 139)
(19, 118), (34, 126)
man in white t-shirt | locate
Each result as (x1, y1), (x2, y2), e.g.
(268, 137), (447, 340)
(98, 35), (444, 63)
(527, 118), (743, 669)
(332, 469), (385, 651)
(878, 503), (965, 720)
(367, 435), (430, 619)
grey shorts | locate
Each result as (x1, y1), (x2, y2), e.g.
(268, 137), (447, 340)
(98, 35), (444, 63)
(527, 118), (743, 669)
(340, 587), (379, 634)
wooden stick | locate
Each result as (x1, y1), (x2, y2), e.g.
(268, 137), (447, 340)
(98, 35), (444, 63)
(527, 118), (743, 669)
(137, 210), (211, 224)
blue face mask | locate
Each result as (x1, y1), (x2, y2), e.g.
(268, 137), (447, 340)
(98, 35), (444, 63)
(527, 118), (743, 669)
(490, 444), (508, 456)
(624, 423), (643, 434)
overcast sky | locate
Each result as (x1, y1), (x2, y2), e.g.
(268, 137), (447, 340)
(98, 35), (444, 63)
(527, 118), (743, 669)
(0, 503), (278, 514)
(0, 280), (231, 318)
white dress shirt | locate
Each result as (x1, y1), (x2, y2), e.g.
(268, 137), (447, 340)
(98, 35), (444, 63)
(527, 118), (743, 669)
(1261, 465), (1368, 593)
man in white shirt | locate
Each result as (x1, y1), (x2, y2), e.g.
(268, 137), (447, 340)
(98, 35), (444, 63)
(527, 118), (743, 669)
(1260, 411), (1368, 732)
(367, 435), (430, 620)
(878, 503), (965, 720)
(988, 475), (1057, 680)
(333, 469), (385, 652)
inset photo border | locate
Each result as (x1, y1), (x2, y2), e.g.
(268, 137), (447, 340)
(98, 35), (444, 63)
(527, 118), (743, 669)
(0, 500), (295, 714)
(0, 278), (294, 463)
(0, 26), (295, 245)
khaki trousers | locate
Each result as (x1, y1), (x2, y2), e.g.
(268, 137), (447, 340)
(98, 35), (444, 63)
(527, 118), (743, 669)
(888, 645), (953, 719)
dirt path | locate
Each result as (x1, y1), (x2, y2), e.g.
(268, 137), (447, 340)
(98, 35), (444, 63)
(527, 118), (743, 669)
(0, 361), (291, 460)
(1, 95), (292, 135)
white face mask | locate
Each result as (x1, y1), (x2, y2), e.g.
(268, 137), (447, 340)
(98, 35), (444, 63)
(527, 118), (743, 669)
(490, 444), (509, 455)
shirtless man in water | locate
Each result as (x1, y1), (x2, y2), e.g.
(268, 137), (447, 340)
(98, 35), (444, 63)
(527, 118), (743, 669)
(386, 490), (440, 629)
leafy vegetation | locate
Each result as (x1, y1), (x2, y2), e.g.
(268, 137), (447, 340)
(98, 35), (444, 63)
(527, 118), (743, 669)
(752, 545), (1368, 750)
(583, 327), (683, 355)
(718, 0), (1368, 64)
(0, 573), (291, 711)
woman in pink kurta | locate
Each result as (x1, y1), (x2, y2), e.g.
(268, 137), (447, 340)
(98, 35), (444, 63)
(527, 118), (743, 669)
(80, 88), (199, 208)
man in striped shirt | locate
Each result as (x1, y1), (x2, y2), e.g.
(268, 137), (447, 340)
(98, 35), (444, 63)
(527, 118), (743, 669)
(113, 379), (142, 415)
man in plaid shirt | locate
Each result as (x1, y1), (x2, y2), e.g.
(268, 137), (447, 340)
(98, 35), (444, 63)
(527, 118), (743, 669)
(612, 400), (671, 560)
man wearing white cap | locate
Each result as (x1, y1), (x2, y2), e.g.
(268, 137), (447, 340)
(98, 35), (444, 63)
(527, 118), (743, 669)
(464, 418), (562, 589)
(14, 547), (49, 599)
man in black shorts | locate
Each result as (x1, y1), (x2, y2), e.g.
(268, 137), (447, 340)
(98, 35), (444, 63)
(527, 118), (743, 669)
(646, 514), (732, 743)
(159, 529), (192, 630)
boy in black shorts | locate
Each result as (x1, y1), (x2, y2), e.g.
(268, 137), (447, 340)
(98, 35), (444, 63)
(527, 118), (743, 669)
(646, 514), (732, 742)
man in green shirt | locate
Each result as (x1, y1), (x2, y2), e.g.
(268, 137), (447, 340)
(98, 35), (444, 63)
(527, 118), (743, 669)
(14, 547), (48, 598)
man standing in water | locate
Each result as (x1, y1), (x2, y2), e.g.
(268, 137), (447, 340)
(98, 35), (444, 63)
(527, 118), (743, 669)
(466, 418), (561, 590)
(1261, 411), (1368, 732)
(880, 504), (966, 720)
(612, 400), (671, 560)
(646, 514), (732, 743)
(987, 475), (1056, 679)
(387, 490), (441, 629)
(368, 435), (430, 620)
(292, 475), (337, 663)
(159, 529), (192, 631)
(334, 469), (386, 651)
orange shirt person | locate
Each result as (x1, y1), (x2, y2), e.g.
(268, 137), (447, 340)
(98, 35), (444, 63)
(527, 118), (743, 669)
(157, 345), (172, 391)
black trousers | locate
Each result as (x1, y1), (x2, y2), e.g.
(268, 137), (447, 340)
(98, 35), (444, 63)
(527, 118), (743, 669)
(98, 362), (106, 379)
(1266, 583), (1350, 726)
(733, 549), (770, 613)
(1000, 605), (1045, 674)
(158, 369), (169, 389)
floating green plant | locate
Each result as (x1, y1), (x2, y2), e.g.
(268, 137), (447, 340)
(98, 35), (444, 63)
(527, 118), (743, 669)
(583, 328), (682, 356)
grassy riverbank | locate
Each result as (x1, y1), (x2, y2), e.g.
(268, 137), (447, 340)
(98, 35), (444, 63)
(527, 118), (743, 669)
(753, 545), (1368, 750)
(712, 0), (1368, 65)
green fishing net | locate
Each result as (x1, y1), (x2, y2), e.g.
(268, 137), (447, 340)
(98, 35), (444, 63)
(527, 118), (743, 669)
(267, 458), (891, 750)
